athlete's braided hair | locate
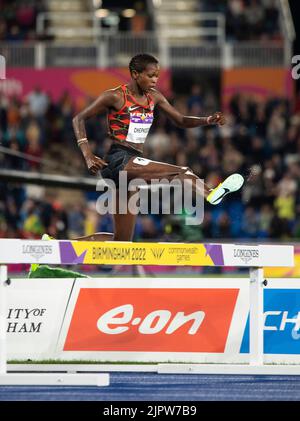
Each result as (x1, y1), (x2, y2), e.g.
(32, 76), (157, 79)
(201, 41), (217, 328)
(129, 54), (159, 74)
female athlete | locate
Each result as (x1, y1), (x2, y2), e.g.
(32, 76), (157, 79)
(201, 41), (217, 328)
(72, 53), (244, 242)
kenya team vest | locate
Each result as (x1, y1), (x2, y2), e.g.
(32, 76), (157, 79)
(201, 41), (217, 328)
(107, 85), (155, 153)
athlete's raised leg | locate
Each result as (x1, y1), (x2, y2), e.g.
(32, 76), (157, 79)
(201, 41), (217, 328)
(124, 157), (244, 204)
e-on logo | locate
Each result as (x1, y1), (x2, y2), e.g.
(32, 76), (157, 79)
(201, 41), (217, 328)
(97, 304), (205, 335)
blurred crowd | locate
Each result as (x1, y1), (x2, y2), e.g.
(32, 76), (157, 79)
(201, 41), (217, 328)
(0, 0), (282, 42)
(1, 82), (300, 244)
(0, 0), (47, 42)
(0, 0), (294, 244)
(200, 0), (281, 41)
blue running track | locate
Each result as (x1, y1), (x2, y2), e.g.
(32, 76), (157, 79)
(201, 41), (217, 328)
(0, 373), (300, 401)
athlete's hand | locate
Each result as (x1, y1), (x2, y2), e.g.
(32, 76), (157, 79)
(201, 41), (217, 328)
(85, 153), (108, 175)
(207, 112), (226, 126)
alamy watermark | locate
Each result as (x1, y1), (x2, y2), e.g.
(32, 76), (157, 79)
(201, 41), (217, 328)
(292, 55), (300, 80)
(0, 54), (6, 80)
(95, 171), (205, 225)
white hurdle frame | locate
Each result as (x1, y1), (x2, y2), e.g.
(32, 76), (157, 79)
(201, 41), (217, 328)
(249, 267), (264, 366)
(0, 240), (295, 381)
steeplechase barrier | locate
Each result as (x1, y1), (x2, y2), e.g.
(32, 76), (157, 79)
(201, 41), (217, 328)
(0, 239), (297, 384)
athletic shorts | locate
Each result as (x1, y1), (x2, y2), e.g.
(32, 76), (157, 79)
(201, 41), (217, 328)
(100, 143), (197, 189)
(101, 143), (142, 187)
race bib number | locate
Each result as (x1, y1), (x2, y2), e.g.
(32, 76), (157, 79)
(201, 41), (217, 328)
(127, 112), (153, 144)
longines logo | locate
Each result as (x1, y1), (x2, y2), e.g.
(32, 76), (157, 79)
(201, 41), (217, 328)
(22, 245), (53, 261)
(151, 248), (165, 259)
(233, 248), (259, 263)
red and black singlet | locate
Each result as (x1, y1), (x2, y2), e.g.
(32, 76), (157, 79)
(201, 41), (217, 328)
(107, 85), (155, 153)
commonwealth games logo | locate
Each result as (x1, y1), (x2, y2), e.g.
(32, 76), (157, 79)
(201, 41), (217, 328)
(151, 248), (165, 259)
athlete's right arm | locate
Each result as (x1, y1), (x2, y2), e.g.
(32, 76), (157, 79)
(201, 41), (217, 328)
(72, 89), (122, 175)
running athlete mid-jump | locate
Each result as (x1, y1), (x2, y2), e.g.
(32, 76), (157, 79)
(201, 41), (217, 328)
(72, 53), (244, 242)
(29, 54), (244, 278)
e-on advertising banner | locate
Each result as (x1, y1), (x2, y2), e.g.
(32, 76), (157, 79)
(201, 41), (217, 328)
(57, 278), (248, 363)
(64, 288), (238, 353)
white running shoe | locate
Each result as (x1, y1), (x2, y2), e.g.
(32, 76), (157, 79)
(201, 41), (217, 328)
(207, 173), (244, 205)
(41, 233), (53, 241)
(30, 234), (53, 273)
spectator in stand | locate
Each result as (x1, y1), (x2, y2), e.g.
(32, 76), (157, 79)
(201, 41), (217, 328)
(274, 172), (297, 224)
(258, 203), (274, 238)
(241, 205), (259, 238)
(187, 84), (204, 113)
(58, 91), (75, 146)
(25, 120), (43, 170)
(26, 86), (49, 118)
(244, 0), (264, 39)
(1, 0), (46, 41)
(21, 199), (44, 237)
(201, 0), (282, 41)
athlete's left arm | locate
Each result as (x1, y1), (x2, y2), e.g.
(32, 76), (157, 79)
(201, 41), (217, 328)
(153, 90), (226, 128)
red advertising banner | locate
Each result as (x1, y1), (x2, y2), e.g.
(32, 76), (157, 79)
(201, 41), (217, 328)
(64, 288), (239, 353)
(222, 67), (294, 111)
(1, 67), (171, 107)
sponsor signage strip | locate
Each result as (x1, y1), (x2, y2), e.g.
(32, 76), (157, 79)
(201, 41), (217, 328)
(0, 240), (294, 267)
(52, 277), (300, 363)
(6, 278), (74, 360)
(5, 278), (300, 363)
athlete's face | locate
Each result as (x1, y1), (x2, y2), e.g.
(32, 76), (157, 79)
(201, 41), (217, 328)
(134, 63), (160, 92)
